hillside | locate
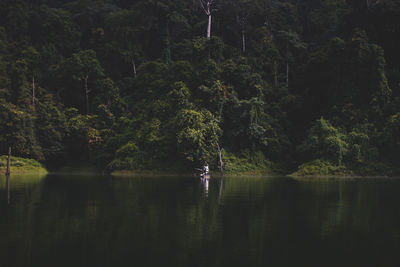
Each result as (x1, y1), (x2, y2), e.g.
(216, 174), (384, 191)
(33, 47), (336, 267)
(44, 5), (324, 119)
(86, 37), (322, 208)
(0, 0), (399, 174)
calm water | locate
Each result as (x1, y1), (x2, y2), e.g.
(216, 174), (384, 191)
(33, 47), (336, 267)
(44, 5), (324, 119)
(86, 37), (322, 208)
(0, 174), (400, 267)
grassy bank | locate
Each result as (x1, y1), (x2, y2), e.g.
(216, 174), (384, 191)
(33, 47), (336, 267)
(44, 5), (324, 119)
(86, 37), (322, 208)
(111, 151), (284, 177)
(0, 155), (47, 175)
(290, 160), (349, 177)
(290, 159), (399, 177)
(222, 151), (284, 176)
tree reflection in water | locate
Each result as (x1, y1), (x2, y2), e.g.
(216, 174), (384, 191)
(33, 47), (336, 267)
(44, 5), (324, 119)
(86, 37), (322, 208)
(1, 175), (400, 267)
(201, 178), (209, 197)
(6, 175), (10, 205)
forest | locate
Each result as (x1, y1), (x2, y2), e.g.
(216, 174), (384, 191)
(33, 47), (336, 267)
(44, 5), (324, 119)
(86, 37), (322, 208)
(0, 0), (399, 175)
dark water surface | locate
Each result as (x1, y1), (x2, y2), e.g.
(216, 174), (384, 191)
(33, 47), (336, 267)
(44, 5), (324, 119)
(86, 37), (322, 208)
(1, 174), (400, 267)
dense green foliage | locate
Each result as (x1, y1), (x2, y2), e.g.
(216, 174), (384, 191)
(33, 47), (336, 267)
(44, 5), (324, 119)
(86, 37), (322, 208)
(0, 0), (399, 174)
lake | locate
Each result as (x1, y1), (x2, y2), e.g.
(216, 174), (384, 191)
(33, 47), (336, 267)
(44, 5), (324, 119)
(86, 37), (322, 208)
(0, 174), (400, 267)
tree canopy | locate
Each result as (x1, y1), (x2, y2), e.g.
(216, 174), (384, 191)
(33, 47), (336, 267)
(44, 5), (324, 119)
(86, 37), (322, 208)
(0, 0), (399, 174)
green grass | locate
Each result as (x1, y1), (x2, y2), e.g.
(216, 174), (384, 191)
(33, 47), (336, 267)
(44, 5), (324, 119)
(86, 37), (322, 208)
(290, 159), (400, 177)
(290, 159), (350, 177)
(111, 151), (283, 177)
(222, 151), (283, 176)
(0, 155), (47, 175)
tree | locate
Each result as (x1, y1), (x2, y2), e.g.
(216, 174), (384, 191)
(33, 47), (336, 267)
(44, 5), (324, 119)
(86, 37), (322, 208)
(0, 27), (10, 99)
(277, 30), (306, 88)
(0, 99), (44, 161)
(305, 0), (349, 42)
(29, 6), (81, 56)
(105, 9), (144, 79)
(299, 117), (348, 165)
(176, 108), (222, 165)
(198, 0), (216, 40)
(35, 93), (68, 163)
(251, 27), (281, 89)
(230, 0), (253, 54)
(61, 50), (105, 113)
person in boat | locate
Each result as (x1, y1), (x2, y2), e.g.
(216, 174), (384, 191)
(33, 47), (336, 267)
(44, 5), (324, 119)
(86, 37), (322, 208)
(196, 164), (209, 178)
(203, 164), (209, 176)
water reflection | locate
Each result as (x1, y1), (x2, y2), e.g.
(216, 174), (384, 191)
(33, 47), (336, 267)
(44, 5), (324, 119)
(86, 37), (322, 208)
(0, 174), (46, 207)
(6, 175), (10, 204)
(0, 175), (400, 267)
(199, 175), (224, 201)
(218, 176), (223, 205)
(200, 177), (209, 196)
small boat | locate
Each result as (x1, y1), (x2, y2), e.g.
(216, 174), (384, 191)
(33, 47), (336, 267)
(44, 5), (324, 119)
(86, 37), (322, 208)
(200, 173), (210, 180)
(197, 165), (210, 179)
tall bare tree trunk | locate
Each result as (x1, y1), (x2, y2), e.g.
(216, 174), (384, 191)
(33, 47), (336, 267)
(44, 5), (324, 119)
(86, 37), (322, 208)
(217, 142), (223, 175)
(32, 76), (35, 106)
(274, 60), (278, 89)
(200, 0), (213, 40)
(217, 97), (224, 176)
(286, 61), (289, 88)
(207, 12), (211, 40)
(242, 29), (246, 54)
(6, 174), (10, 204)
(286, 42), (289, 88)
(132, 59), (137, 78)
(6, 147), (11, 176)
(84, 75), (89, 114)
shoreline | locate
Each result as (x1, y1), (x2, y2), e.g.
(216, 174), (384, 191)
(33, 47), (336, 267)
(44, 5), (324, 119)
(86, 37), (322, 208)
(111, 169), (399, 178)
(1, 168), (399, 179)
(0, 155), (48, 175)
(0, 167), (48, 175)
(111, 167), (280, 177)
